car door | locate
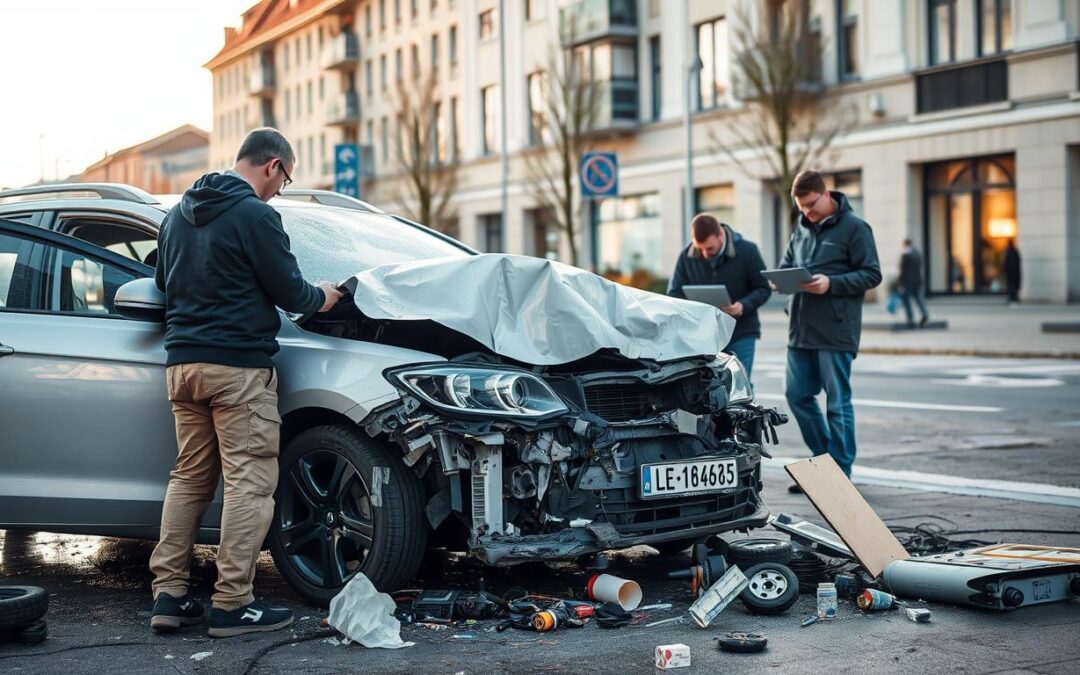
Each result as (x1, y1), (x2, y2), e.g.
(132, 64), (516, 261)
(0, 220), (204, 536)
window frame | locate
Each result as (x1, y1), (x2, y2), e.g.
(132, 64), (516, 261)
(836, 0), (860, 81)
(928, 0), (957, 66)
(976, 0), (1012, 57)
(694, 16), (729, 111)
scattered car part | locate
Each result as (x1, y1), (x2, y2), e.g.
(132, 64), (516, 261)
(882, 544), (1080, 611)
(646, 616), (686, 628)
(718, 632), (768, 654)
(857, 588), (897, 611)
(668, 544), (727, 597)
(770, 513), (854, 559)
(689, 565), (750, 628)
(904, 607), (933, 623)
(740, 563), (800, 616)
(725, 538), (793, 568)
(0, 619), (48, 646)
(0, 586), (48, 629)
(787, 551), (829, 592)
(586, 574), (642, 611)
(800, 615), (819, 627)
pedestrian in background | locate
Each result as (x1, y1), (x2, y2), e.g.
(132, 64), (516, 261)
(150, 128), (341, 637)
(779, 170), (882, 488)
(898, 238), (929, 328)
(1005, 238), (1022, 305)
(668, 213), (771, 378)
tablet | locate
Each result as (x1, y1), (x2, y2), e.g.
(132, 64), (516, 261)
(683, 284), (733, 307)
(761, 267), (813, 294)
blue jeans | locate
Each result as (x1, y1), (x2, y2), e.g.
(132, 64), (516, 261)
(899, 286), (928, 326)
(724, 335), (756, 380)
(785, 348), (857, 476)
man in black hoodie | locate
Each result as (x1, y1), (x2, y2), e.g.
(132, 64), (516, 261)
(148, 129), (341, 638)
(668, 213), (771, 377)
(781, 170), (881, 487)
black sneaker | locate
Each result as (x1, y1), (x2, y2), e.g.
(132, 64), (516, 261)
(787, 483), (804, 494)
(208, 601), (293, 638)
(150, 593), (206, 632)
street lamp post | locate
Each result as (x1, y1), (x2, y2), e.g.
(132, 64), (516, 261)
(683, 2), (701, 241)
(498, 0), (509, 248)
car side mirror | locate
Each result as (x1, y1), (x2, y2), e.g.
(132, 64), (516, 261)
(115, 278), (165, 322)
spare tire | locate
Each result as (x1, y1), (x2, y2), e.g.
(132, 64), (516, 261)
(0, 586), (48, 629)
(726, 538), (792, 568)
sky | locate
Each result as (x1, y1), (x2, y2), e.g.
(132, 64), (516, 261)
(0, 0), (256, 189)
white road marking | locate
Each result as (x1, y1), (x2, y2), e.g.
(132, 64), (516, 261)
(930, 374), (1064, 388)
(754, 392), (1002, 413)
(764, 457), (1080, 508)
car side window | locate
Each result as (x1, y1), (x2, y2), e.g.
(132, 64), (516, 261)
(0, 232), (34, 310)
(40, 243), (137, 315)
(58, 217), (157, 266)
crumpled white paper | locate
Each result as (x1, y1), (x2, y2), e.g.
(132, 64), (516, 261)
(327, 573), (414, 649)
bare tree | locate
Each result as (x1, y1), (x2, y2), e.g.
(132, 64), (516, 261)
(389, 71), (458, 234)
(711, 0), (855, 225)
(522, 27), (604, 267)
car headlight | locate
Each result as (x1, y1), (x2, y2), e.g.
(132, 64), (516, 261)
(717, 353), (754, 404)
(385, 364), (569, 418)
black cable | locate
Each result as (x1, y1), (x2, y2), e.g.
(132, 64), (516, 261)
(786, 551), (827, 591)
(240, 629), (337, 675)
(947, 528), (1080, 537)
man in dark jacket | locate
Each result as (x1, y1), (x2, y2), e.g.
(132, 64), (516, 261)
(898, 239), (928, 328)
(668, 213), (771, 377)
(780, 170), (881, 484)
(149, 128), (341, 638)
(1005, 239), (1022, 304)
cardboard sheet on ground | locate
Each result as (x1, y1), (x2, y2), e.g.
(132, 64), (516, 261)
(327, 573), (414, 649)
(785, 455), (909, 577)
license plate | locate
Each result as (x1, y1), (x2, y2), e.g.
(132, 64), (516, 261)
(641, 458), (738, 499)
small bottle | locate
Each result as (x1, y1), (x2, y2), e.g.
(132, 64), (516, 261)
(817, 582), (838, 621)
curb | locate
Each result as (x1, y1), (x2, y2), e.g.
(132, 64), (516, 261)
(858, 346), (1080, 360)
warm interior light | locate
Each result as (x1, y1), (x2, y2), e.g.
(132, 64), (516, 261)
(987, 217), (1017, 239)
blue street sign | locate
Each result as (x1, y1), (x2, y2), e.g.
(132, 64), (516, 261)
(334, 143), (360, 198)
(579, 152), (618, 199)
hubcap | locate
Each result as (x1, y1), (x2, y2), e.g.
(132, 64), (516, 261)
(277, 450), (374, 589)
(748, 569), (789, 600)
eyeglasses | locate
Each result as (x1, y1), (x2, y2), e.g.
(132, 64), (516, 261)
(276, 161), (293, 188)
(794, 192), (824, 212)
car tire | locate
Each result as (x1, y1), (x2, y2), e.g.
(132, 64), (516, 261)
(268, 424), (427, 606)
(9, 620), (48, 645)
(739, 562), (800, 616)
(0, 586), (48, 630)
(725, 538), (793, 569)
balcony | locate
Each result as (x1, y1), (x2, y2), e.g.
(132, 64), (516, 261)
(560, 0), (637, 45)
(325, 91), (360, 126)
(248, 65), (275, 98)
(588, 78), (639, 133)
(916, 57), (1008, 115)
(320, 31), (359, 71)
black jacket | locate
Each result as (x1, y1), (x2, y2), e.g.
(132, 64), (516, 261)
(780, 191), (881, 353)
(899, 247), (923, 290)
(667, 225), (771, 342)
(155, 172), (325, 368)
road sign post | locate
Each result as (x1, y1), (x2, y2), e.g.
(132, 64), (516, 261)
(334, 143), (360, 198)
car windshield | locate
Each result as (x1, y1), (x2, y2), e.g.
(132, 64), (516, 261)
(277, 203), (470, 283)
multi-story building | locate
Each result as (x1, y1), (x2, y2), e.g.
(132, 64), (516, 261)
(205, 0), (1080, 301)
(80, 125), (209, 194)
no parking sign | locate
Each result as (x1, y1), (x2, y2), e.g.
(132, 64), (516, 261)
(579, 152), (618, 199)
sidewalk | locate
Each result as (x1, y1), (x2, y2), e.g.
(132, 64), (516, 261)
(758, 299), (1080, 358)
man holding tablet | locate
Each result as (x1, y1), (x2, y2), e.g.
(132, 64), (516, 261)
(667, 213), (770, 377)
(778, 170), (881, 488)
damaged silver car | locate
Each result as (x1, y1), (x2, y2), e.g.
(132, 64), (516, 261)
(0, 185), (785, 606)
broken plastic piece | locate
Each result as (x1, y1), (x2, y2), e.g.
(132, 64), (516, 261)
(327, 573), (414, 649)
(586, 574), (642, 611)
(688, 565), (749, 628)
(718, 632), (768, 654)
(904, 607), (932, 623)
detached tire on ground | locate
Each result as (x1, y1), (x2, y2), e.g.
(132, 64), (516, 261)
(268, 425), (427, 606)
(725, 538), (793, 569)
(739, 562), (800, 616)
(0, 586), (48, 630)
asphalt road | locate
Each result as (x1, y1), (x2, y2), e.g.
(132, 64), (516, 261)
(2, 351), (1079, 674)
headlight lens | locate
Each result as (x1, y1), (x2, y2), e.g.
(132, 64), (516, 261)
(387, 365), (569, 418)
(718, 353), (754, 404)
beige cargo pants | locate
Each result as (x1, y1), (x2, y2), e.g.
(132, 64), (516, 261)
(149, 363), (281, 610)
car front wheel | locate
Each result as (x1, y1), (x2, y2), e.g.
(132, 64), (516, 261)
(267, 424), (427, 606)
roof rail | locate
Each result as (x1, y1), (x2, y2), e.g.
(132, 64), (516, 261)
(0, 183), (159, 205)
(278, 189), (384, 213)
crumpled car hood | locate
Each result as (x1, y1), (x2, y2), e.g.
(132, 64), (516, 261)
(341, 254), (734, 366)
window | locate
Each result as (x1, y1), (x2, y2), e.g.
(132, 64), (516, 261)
(649, 35), (661, 120)
(318, 26), (324, 48)
(449, 96), (460, 160)
(837, 0), (860, 79)
(695, 185), (735, 227)
(365, 6), (373, 36)
(479, 9), (496, 40)
(367, 120), (375, 147)
(380, 0), (386, 30)
(284, 88), (291, 121)
(380, 54), (388, 90)
(306, 33), (312, 62)
(978, 0), (1012, 56)
(283, 41), (290, 70)
(525, 0), (542, 21)
(433, 100), (444, 163)
(366, 60), (374, 96)
(929, 0), (956, 65)
(308, 137), (314, 172)
(307, 81), (313, 114)
(0, 232), (31, 310)
(395, 0), (402, 25)
(527, 71), (547, 145)
(381, 116), (389, 162)
(58, 219), (156, 265)
(695, 17), (729, 110)
(320, 133), (327, 170)
(395, 48), (403, 82)
(412, 0), (419, 18)
(52, 248), (136, 315)
(480, 213), (503, 253)
(594, 193), (665, 292)
(481, 85), (499, 155)
(449, 25), (459, 65)
(431, 33), (440, 72)
(411, 43), (420, 78)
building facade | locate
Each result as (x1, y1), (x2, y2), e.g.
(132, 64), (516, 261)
(205, 0), (1080, 301)
(80, 125), (209, 194)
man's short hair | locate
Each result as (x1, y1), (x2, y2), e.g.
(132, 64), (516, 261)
(903, 238), (912, 246)
(791, 170), (827, 198)
(236, 128), (295, 167)
(691, 213), (721, 242)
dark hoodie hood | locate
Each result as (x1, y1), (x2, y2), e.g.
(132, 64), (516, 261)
(179, 172), (256, 227)
(797, 190), (853, 231)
